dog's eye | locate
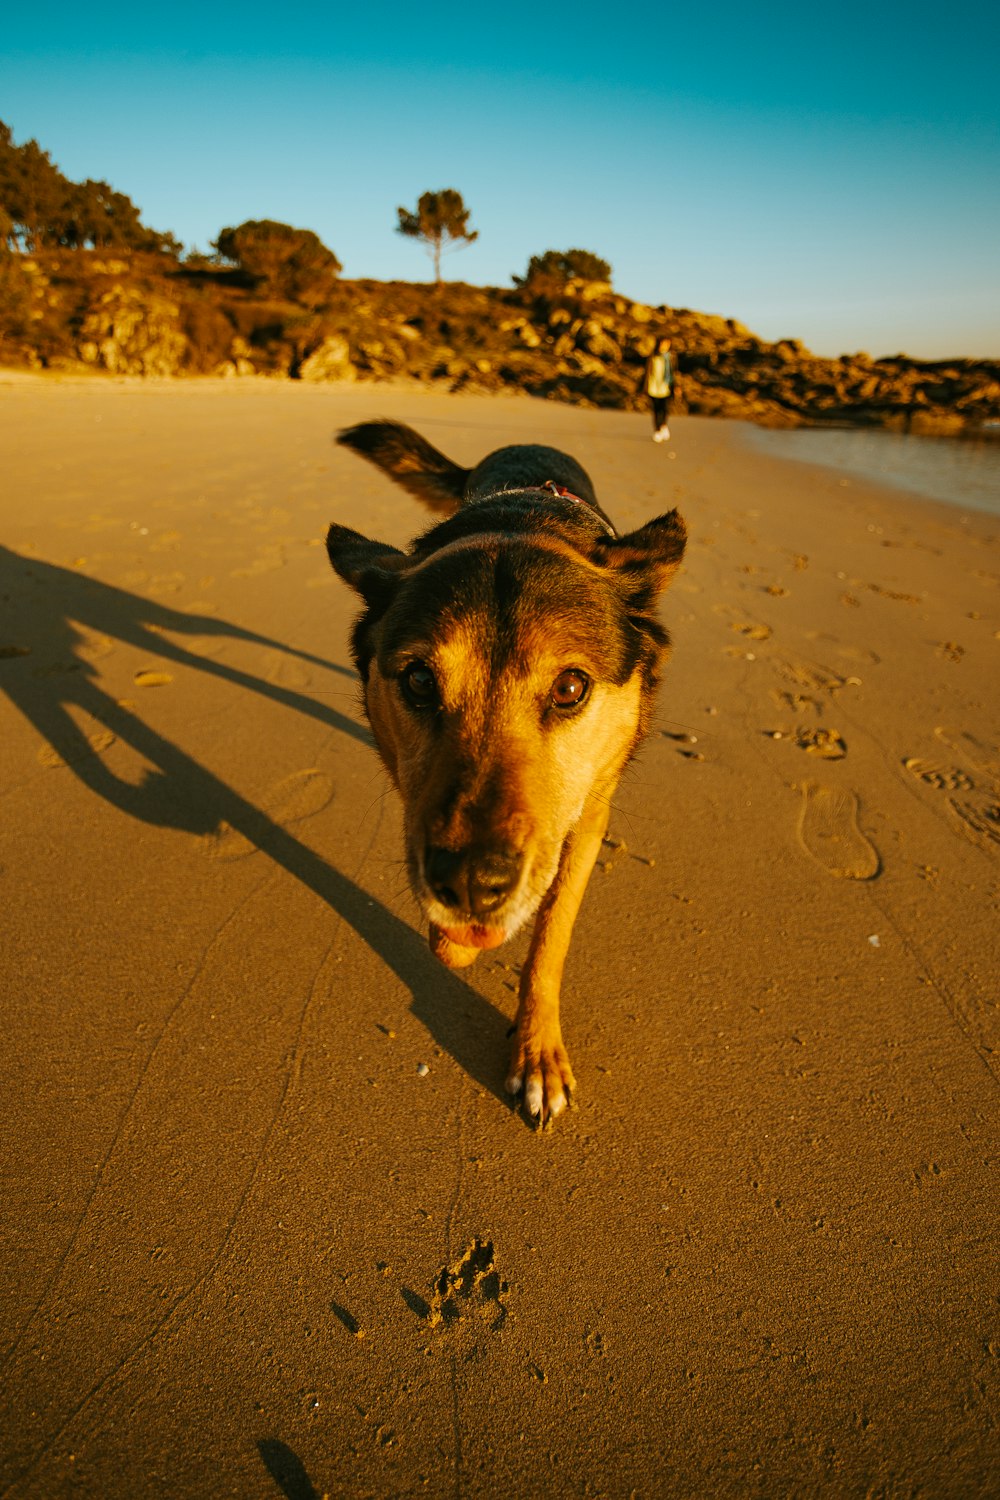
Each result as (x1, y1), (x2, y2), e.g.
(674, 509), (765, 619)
(551, 669), (590, 711)
(400, 661), (438, 709)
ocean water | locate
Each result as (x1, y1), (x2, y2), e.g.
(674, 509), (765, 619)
(742, 424), (1000, 517)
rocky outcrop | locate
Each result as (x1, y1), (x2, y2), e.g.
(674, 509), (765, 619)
(77, 285), (187, 376)
(295, 334), (354, 382)
(2, 251), (996, 434)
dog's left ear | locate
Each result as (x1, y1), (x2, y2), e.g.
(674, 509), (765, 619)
(592, 509), (687, 610)
(326, 523), (407, 609)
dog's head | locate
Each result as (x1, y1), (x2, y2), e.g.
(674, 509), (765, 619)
(326, 509), (686, 947)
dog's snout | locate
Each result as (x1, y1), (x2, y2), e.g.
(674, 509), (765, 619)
(425, 844), (523, 916)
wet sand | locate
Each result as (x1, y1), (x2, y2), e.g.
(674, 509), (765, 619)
(1, 376), (997, 1498)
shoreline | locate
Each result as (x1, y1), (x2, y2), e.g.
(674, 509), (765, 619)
(736, 418), (1000, 519)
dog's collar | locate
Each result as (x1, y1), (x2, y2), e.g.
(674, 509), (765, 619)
(531, 480), (618, 538)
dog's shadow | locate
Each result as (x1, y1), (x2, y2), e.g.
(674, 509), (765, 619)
(0, 546), (512, 1103)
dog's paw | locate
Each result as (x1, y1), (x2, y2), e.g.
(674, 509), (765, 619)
(506, 1031), (576, 1127)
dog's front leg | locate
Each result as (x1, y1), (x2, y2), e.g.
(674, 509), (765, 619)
(506, 791), (611, 1125)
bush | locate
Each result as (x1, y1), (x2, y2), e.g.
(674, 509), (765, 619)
(212, 220), (341, 307)
(514, 249), (612, 289)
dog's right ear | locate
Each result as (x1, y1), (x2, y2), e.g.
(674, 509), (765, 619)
(325, 523), (407, 609)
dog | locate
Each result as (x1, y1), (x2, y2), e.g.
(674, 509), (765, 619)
(327, 420), (686, 1125)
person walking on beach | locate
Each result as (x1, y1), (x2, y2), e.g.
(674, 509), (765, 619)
(645, 336), (674, 443)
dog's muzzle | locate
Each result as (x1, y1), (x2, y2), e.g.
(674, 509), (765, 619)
(424, 843), (523, 918)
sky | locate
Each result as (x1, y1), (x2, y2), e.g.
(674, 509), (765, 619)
(2, 1), (998, 359)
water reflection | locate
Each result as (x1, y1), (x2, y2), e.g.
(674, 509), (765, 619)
(743, 423), (1000, 515)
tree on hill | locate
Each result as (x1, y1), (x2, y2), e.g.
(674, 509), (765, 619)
(0, 120), (179, 254)
(396, 190), (478, 284)
(212, 220), (342, 307)
(514, 248), (612, 289)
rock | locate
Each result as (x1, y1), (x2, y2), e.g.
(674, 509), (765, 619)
(77, 285), (187, 375)
(297, 334), (354, 382)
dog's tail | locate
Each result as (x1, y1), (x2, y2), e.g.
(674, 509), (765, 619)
(336, 420), (469, 514)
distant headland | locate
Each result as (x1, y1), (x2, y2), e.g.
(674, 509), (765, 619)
(1, 121), (996, 433)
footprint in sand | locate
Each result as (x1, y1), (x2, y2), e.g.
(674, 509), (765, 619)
(145, 572), (186, 597)
(796, 782), (881, 880)
(904, 731), (1000, 854)
(38, 729), (116, 768)
(230, 547), (286, 580)
(76, 629), (115, 663)
(933, 726), (1000, 779)
(903, 758), (973, 792)
(947, 798), (1000, 854)
(201, 769), (335, 860)
(775, 659), (861, 697)
(768, 727), (847, 759)
(261, 649), (311, 689)
(713, 605), (773, 642)
(771, 688), (822, 718)
(133, 669), (174, 687)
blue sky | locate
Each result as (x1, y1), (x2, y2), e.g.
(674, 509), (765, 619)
(3, 1), (998, 357)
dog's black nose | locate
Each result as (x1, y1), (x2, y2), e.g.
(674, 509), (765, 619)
(425, 845), (523, 915)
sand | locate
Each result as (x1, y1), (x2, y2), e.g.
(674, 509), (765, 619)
(0, 375), (997, 1499)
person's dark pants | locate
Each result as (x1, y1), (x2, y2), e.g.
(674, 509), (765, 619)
(651, 394), (671, 431)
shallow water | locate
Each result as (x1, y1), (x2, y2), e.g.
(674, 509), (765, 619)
(742, 424), (1000, 516)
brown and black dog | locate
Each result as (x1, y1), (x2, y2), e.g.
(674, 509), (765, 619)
(327, 421), (686, 1125)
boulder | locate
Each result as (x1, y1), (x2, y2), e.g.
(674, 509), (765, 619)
(297, 334), (354, 382)
(77, 285), (187, 375)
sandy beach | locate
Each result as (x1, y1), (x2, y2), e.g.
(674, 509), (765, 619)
(1, 376), (997, 1498)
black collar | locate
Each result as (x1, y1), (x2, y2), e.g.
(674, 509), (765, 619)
(524, 480), (618, 538)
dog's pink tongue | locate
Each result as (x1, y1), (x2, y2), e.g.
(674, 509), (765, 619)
(443, 923), (507, 949)
(429, 921), (507, 969)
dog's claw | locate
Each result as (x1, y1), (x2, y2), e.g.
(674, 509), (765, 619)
(507, 1029), (575, 1128)
(525, 1077), (545, 1118)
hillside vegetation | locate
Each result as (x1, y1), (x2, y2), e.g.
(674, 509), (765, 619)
(2, 249), (996, 434)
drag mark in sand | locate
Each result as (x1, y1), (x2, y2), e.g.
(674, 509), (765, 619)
(0, 880), (343, 1496)
(796, 782), (881, 880)
(201, 769), (335, 860)
(132, 668), (173, 687)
